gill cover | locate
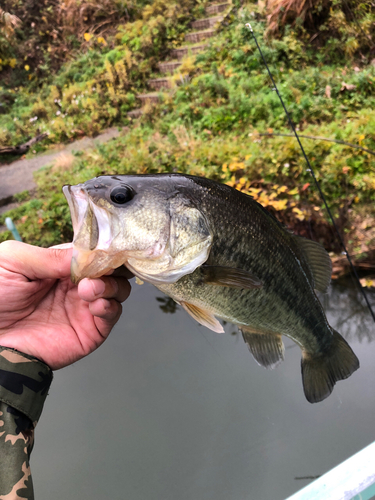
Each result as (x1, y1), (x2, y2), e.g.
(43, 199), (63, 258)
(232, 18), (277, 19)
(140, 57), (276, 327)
(126, 197), (212, 284)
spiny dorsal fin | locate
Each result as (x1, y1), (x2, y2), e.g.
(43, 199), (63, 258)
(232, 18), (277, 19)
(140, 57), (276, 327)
(202, 265), (262, 290)
(294, 236), (332, 293)
(181, 301), (224, 333)
(301, 328), (359, 403)
(239, 326), (285, 369)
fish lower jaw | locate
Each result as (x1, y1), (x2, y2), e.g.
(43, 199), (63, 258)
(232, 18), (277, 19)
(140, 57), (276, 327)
(70, 247), (128, 283)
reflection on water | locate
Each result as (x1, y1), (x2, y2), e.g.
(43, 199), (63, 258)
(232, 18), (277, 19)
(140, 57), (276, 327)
(318, 282), (375, 343)
(32, 281), (375, 500)
(156, 296), (179, 314)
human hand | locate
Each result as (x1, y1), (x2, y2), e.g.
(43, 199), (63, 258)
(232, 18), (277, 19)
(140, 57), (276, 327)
(0, 241), (131, 369)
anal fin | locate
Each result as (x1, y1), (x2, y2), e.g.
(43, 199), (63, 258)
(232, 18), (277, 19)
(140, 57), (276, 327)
(181, 301), (224, 333)
(239, 326), (285, 369)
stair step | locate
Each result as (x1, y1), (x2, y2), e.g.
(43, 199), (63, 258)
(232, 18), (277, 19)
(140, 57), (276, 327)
(206, 3), (229, 15)
(158, 61), (181, 74)
(185, 29), (215, 43)
(191, 15), (223, 30)
(127, 109), (143, 118)
(147, 77), (173, 90)
(136, 93), (161, 104)
(170, 44), (208, 60)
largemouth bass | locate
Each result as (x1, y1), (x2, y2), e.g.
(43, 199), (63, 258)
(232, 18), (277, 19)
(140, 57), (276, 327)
(63, 174), (359, 403)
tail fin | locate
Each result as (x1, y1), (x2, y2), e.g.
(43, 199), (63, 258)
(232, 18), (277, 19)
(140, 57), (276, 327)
(301, 329), (359, 403)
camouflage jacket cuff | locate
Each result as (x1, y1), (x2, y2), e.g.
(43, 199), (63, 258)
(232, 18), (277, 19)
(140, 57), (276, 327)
(0, 347), (53, 424)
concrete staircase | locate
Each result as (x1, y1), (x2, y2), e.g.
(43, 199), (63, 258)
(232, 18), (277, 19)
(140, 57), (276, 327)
(127, 2), (231, 119)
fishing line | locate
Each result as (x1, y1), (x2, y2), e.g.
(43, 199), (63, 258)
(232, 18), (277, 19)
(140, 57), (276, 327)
(245, 23), (375, 323)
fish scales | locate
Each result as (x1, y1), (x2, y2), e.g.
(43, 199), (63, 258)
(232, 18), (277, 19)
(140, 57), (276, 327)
(63, 173), (359, 403)
(157, 177), (326, 350)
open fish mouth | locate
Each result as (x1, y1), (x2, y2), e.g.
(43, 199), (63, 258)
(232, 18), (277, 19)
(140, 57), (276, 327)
(63, 185), (124, 283)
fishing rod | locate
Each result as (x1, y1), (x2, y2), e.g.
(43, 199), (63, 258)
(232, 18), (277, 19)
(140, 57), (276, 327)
(245, 22), (375, 323)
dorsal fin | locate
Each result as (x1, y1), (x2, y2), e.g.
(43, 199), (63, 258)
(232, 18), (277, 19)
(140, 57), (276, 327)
(294, 236), (332, 293)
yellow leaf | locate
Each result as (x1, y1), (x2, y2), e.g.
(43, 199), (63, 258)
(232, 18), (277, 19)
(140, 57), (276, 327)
(229, 162), (244, 172)
(24, 64), (30, 71)
(245, 154), (252, 160)
(292, 207), (303, 215)
(97, 36), (107, 45)
(271, 199), (288, 211)
(84, 33), (92, 42)
(358, 134), (365, 144)
(9, 58), (17, 68)
(277, 185), (288, 194)
(288, 188), (299, 195)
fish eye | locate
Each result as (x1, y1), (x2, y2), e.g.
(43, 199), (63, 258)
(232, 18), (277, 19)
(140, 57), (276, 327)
(110, 185), (134, 205)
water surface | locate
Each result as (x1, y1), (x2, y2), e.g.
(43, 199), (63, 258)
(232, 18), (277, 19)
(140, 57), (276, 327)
(32, 280), (375, 500)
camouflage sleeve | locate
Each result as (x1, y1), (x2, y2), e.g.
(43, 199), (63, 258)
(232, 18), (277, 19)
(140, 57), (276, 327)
(0, 346), (53, 500)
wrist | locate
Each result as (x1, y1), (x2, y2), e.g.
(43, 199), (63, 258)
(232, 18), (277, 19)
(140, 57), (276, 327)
(0, 346), (53, 423)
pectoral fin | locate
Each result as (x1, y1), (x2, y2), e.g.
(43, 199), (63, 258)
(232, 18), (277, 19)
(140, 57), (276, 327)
(181, 301), (224, 333)
(239, 326), (285, 369)
(202, 265), (262, 290)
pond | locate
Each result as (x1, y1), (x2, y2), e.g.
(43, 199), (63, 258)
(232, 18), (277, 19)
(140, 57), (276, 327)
(32, 279), (375, 500)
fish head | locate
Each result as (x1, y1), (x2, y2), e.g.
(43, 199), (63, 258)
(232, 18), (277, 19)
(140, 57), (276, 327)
(63, 175), (212, 284)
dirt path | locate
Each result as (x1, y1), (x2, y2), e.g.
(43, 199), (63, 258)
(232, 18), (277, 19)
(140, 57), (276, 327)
(0, 127), (121, 208)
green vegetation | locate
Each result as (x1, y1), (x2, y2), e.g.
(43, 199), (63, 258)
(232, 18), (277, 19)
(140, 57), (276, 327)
(0, 0), (196, 148)
(1, 0), (374, 269)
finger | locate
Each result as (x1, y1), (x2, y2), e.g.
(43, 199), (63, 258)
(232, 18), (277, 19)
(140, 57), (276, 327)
(0, 241), (72, 280)
(89, 298), (122, 320)
(78, 276), (131, 303)
(50, 242), (73, 249)
(90, 300), (123, 339)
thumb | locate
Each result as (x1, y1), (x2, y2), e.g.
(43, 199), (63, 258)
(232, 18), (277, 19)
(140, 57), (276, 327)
(0, 241), (73, 281)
